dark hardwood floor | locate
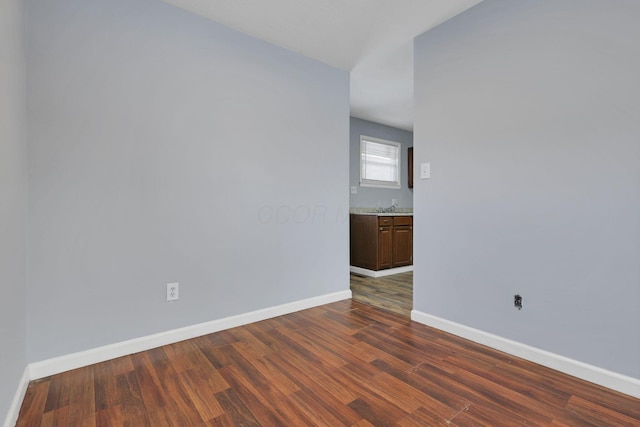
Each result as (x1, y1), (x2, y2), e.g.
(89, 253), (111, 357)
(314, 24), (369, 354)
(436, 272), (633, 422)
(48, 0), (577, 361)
(17, 300), (640, 426)
(350, 272), (413, 317)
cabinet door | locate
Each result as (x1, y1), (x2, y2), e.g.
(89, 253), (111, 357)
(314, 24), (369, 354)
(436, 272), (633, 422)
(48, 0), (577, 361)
(378, 226), (393, 270)
(392, 225), (413, 267)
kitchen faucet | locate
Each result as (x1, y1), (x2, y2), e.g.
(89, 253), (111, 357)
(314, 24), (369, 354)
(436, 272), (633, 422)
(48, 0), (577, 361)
(376, 203), (397, 213)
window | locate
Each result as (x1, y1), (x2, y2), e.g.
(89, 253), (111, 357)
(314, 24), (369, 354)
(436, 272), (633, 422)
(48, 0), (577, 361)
(360, 135), (401, 189)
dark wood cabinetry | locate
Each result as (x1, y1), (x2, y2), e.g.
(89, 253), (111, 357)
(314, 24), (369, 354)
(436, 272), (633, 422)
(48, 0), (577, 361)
(350, 214), (413, 271)
(391, 216), (413, 267)
(378, 217), (393, 269)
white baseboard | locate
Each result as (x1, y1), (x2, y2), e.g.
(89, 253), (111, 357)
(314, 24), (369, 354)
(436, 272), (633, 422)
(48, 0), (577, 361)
(411, 310), (640, 399)
(28, 289), (351, 381)
(350, 265), (413, 278)
(3, 366), (30, 427)
(4, 290), (351, 426)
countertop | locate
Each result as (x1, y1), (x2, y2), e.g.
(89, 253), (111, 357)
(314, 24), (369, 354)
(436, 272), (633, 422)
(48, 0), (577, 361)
(350, 212), (413, 216)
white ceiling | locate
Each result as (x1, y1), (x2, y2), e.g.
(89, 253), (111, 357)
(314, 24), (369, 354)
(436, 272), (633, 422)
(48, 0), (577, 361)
(162, 0), (482, 131)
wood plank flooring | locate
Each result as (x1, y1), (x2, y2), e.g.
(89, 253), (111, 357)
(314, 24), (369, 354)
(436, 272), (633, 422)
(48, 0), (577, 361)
(16, 300), (640, 426)
(350, 272), (413, 317)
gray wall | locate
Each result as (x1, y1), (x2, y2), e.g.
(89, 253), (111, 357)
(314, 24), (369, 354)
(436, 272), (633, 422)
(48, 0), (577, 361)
(414, 0), (640, 378)
(26, 0), (349, 362)
(350, 117), (413, 209)
(0, 0), (27, 421)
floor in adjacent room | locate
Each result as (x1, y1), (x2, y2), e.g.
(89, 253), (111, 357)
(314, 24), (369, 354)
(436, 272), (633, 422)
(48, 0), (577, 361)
(350, 271), (413, 317)
(16, 299), (640, 426)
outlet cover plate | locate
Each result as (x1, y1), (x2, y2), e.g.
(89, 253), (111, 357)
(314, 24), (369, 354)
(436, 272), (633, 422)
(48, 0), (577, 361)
(420, 163), (431, 179)
(167, 283), (179, 302)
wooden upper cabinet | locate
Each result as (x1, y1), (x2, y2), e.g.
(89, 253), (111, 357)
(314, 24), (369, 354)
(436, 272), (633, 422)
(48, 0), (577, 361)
(408, 147), (414, 189)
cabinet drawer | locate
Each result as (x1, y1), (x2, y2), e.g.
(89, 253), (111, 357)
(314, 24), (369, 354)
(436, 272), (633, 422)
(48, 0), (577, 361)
(393, 216), (413, 226)
(378, 217), (393, 226)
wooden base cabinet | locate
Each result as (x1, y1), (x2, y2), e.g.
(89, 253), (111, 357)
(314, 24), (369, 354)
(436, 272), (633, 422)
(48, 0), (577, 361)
(378, 221), (393, 269)
(392, 216), (413, 267)
(350, 214), (413, 271)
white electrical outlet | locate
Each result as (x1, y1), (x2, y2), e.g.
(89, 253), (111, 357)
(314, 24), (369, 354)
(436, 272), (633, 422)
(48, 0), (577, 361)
(392, 199), (398, 206)
(167, 283), (179, 302)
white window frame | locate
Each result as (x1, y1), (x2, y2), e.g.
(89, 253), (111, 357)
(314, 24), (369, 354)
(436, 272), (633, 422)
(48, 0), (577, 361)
(360, 135), (401, 189)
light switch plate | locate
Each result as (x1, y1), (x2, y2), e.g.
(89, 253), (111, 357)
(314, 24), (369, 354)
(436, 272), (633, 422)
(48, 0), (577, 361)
(420, 163), (431, 179)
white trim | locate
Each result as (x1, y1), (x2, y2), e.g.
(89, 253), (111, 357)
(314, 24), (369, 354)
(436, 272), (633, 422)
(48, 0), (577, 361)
(350, 265), (413, 278)
(411, 310), (640, 399)
(359, 181), (401, 189)
(4, 290), (349, 426)
(28, 290), (351, 381)
(3, 366), (30, 427)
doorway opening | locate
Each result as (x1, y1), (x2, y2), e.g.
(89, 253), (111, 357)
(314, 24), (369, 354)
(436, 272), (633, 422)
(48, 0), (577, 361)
(348, 117), (414, 317)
